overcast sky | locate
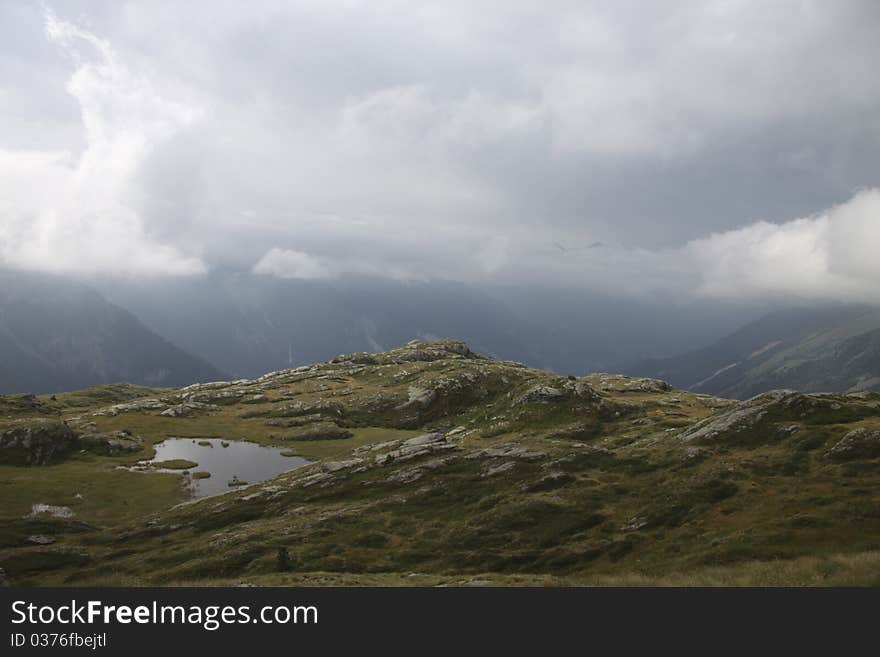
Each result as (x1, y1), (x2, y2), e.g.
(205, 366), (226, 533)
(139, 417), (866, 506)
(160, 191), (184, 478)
(1, 1), (879, 302)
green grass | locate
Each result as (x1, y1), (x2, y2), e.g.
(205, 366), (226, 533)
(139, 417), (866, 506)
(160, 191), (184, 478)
(0, 454), (182, 547)
(56, 550), (880, 587)
(152, 459), (198, 470)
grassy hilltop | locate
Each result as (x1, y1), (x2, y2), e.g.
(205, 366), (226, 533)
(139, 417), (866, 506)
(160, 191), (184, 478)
(1, 339), (880, 586)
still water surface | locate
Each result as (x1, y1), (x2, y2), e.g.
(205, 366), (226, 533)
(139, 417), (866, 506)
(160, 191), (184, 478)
(145, 438), (309, 497)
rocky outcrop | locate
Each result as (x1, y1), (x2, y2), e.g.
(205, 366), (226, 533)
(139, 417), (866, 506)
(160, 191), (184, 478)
(464, 444), (546, 461)
(333, 339), (479, 367)
(622, 378), (673, 393)
(592, 374), (674, 394)
(179, 390), (246, 406)
(515, 378), (602, 405)
(29, 504), (75, 519)
(678, 390), (833, 445)
(516, 385), (566, 404)
(826, 428), (880, 461)
(0, 421), (144, 465)
(0, 421), (79, 465)
(92, 398), (166, 417)
(160, 402), (217, 418)
(320, 459), (365, 473)
(77, 432), (142, 456)
(375, 433), (456, 465)
(330, 352), (379, 365)
(385, 455), (456, 484)
(278, 422), (353, 441)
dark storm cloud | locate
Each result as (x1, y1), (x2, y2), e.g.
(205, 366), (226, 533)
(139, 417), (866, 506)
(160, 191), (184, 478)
(1, 1), (878, 300)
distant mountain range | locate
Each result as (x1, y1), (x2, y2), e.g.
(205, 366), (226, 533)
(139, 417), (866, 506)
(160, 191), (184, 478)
(628, 305), (880, 398)
(93, 274), (761, 380)
(10, 268), (878, 399)
(0, 270), (225, 394)
(93, 275), (539, 380)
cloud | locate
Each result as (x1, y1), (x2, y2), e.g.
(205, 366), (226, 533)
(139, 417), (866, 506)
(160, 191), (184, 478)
(1, 2), (878, 297)
(0, 9), (206, 276)
(460, 187), (880, 304)
(248, 188), (880, 306)
(687, 188), (880, 303)
(252, 247), (421, 282)
(252, 248), (331, 280)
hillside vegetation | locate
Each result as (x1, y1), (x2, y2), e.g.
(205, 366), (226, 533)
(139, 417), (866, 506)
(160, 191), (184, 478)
(1, 339), (879, 586)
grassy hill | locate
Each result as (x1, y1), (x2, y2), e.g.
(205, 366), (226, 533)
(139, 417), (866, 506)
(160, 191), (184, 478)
(2, 339), (879, 586)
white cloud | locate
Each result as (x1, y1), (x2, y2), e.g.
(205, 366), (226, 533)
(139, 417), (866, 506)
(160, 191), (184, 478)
(687, 188), (880, 303)
(0, 10), (205, 276)
(252, 248), (331, 280)
(252, 247), (423, 282)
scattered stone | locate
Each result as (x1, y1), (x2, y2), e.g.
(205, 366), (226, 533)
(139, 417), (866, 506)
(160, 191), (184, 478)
(26, 535), (56, 545)
(29, 504), (75, 519)
(621, 516), (648, 532)
(375, 440), (457, 466)
(78, 432), (142, 456)
(483, 461), (517, 477)
(321, 459), (364, 473)
(461, 578), (493, 586)
(386, 456), (455, 484)
(401, 433), (446, 447)
(354, 439), (403, 454)
(516, 385), (565, 404)
(465, 445), (546, 461)
(276, 422), (352, 441)
(93, 398), (166, 416)
(405, 385), (437, 407)
(519, 471), (573, 492)
(160, 402), (217, 418)
(180, 389), (247, 406)
(296, 472), (336, 488)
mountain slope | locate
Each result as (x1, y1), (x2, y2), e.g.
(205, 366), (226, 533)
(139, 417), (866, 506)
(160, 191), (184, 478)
(94, 274), (541, 379)
(627, 305), (880, 399)
(0, 270), (226, 394)
(2, 339), (879, 586)
(93, 273), (768, 379)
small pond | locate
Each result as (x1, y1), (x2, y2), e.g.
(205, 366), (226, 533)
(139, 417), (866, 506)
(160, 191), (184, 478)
(142, 438), (309, 498)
